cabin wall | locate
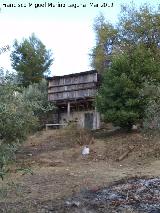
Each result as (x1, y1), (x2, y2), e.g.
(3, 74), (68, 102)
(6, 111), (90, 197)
(48, 73), (97, 87)
(48, 88), (96, 101)
(58, 110), (100, 130)
(48, 72), (98, 102)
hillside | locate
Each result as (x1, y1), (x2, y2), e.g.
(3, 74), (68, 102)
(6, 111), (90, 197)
(0, 128), (160, 212)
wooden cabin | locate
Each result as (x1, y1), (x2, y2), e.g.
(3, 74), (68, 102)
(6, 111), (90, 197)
(47, 70), (100, 129)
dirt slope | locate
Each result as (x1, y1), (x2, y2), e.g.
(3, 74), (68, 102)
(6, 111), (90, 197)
(0, 129), (160, 212)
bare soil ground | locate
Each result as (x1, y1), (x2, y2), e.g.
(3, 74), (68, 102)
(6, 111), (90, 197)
(0, 128), (160, 212)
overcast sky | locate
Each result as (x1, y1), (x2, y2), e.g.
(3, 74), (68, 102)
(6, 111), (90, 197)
(0, 0), (159, 76)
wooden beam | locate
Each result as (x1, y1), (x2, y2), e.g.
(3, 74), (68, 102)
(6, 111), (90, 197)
(48, 81), (97, 88)
(48, 86), (97, 94)
(67, 102), (70, 118)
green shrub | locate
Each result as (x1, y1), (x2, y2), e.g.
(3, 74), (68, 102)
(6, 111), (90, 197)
(0, 85), (38, 143)
(21, 79), (55, 127)
(0, 71), (54, 178)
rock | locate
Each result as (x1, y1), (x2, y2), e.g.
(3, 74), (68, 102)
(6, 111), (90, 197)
(65, 200), (80, 207)
(132, 125), (138, 130)
(82, 146), (90, 156)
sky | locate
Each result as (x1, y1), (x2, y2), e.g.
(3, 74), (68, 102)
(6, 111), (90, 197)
(0, 0), (159, 76)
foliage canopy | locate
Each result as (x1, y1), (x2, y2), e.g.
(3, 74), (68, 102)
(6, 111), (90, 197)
(91, 4), (160, 73)
(10, 33), (53, 87)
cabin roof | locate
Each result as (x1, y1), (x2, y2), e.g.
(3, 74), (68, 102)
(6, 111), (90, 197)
(47, 70), (97, 80)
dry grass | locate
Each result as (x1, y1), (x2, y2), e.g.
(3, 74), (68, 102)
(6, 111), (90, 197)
(0, 128), (160, 212)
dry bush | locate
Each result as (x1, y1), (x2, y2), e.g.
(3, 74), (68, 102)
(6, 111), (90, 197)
(63, 123), (94, 146)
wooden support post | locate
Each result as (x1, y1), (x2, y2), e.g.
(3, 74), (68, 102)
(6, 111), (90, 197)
(67, 102), (70, 119)
(94, 106), (97, 130)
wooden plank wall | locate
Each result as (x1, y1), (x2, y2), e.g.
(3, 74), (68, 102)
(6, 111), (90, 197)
(48, 72), (98, 101)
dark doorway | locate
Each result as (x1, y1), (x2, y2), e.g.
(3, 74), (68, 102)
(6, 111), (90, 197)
(84, 113), (93, 129)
